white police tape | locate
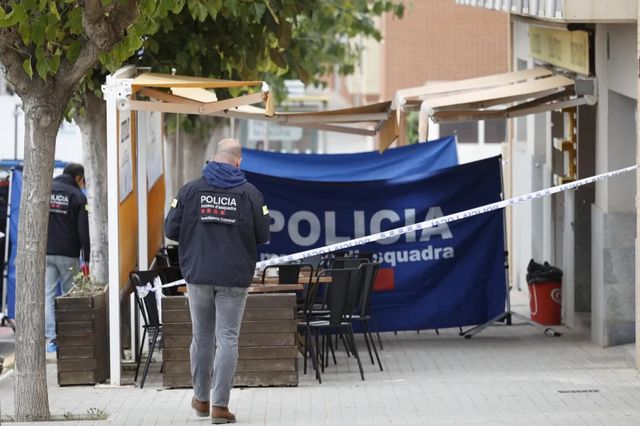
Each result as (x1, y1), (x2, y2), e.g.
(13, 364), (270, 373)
(255, 164), (637, 269)
(136, 277), (186, 298)
(139, 164), (637, 295)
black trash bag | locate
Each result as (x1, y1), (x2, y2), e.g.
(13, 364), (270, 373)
(526, 258), (563, 284)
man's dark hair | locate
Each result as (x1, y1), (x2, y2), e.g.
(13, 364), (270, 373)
(63, 163), (84, 180)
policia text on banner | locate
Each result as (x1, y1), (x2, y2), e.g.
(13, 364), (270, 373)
(255, 164), (637, 270)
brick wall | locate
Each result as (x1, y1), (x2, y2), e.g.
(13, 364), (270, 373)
(380, 0), (509, 99)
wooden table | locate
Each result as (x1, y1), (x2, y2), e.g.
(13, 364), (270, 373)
(249, 275), (331, 293)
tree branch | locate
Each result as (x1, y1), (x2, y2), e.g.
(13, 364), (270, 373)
(56, 0), (140, 95)
(0, 28), (33, 97)
(55, 41), (98, 95)
(80, 0), (140, 50)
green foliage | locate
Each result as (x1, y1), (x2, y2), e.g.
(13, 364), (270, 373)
(405, 111), (419, 144)
(1, 0), (404, 127)
(136, 0), (404, 91)
(0, 0), (177, 82)
(132, 0), (403, 135)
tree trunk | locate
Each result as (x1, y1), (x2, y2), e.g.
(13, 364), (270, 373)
(182, 132), (207, 184)
(14, 99), (63, 422)
(77, 90), (109, 284)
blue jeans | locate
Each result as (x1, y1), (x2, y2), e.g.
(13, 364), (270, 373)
(187, 284), (248, 407)
(45, 255), (78, 341)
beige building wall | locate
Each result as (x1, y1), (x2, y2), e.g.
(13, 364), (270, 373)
(380, 0), (509, 100)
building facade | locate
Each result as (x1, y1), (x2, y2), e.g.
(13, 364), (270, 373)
(457, 0), (637, 347)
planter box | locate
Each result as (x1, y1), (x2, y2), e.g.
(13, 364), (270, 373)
(162, 293), (298, 388)
(55, 287), (109, 386)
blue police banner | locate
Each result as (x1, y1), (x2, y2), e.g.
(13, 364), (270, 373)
(246, 156), (506, 331)
(241, 135), (457, 181)
(6, 168), (21, 319)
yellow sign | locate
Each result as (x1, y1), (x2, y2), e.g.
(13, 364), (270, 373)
(529, 27), (590, 75)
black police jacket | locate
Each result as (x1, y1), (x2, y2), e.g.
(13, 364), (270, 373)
(47, 174), (90, 260)
(165, 170), (270, 287)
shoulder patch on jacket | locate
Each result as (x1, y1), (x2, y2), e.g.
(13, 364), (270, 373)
(171, 198), (178, 208)
(262, 205), (269, 215)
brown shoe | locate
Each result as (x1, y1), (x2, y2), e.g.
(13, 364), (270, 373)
(191, 396), (210, 417)
(211, 406), (236, 424)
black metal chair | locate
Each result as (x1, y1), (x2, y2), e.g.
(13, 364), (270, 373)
(348, 262), (383, 371)
(261, 263), (314, 284)
(159, 245), (180, 267)
(306, 266), (365, 381)
(155, 253), (171, 268)
(129, 270), (163, 389)
(158, 266), (184, 296)
(297, 275), (323, 383)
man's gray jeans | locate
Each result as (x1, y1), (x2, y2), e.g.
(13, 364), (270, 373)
(187, 284), (248, 407)
(45, 255), (78, 341)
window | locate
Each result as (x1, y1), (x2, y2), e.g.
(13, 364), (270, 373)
(438, 120), (506, 144)
(484, 119), (507, 143)
(439, 121), (478, 144)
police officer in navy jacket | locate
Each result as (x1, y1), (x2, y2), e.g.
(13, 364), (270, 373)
(165, 138), (270, 423)
(45, 163), (90, 352)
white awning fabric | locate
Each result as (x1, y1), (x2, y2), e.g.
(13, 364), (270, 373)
(411, 68), (589, 141)
(126, 71), (413, 147)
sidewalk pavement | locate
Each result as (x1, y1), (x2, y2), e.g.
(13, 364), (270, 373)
(1, 290), (639, 425)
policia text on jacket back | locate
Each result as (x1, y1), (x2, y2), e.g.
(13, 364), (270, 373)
(164, 138), (270, 424)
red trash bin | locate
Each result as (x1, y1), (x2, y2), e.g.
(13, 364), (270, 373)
(528, 281), (561, 325)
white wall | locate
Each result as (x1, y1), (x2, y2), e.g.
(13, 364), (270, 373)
(591, 23), (637, 347)
(0, 94), (83, 163)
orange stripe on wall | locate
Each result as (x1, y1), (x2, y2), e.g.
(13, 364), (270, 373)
(118, 110), (139, 290)
(147, 176), (165, 265)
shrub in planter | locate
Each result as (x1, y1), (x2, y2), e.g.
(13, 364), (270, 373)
(55, 273), (109, 386)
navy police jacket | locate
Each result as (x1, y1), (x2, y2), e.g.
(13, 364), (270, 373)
(47, 173), (90, 260)
(164, 161), (271, 287)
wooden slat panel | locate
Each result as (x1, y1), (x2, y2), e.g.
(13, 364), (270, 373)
(245, 294), (296, 308)
(164, 335), (192, 348)
(162, 297), (189, 310)
(239, 333), (295, 347)
(58, 359), (97, 372)
(234, 372), (298, 387)
(242, 307), (294, 321)
(58, 371), (97, 386)
(57, 321), (95, 335)
(238, 346), (298, 360)
(56, 335), (97, 347)
(163, 348), (190, 361)
(55, 292), (105, 311)
(236, 359), (296, 373)
(240, 321), (296, 334)
(162, 309), (192, 324)
(57, 346), (95, 360)
(163, 373), (192, 388)
(162, 323), (193, 335)
(164, 361), (191, 374)
(163, 371), (298, 388)
(56, 310), (101, 322)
